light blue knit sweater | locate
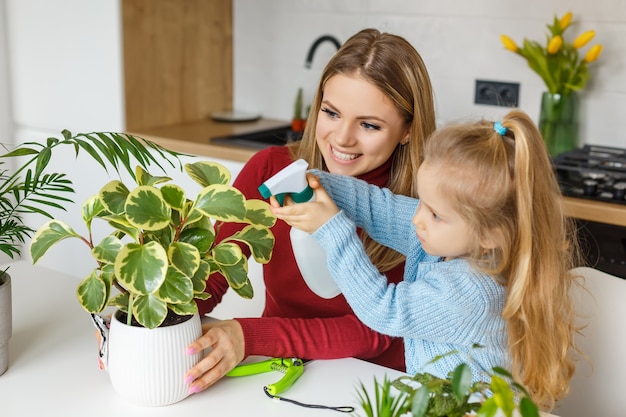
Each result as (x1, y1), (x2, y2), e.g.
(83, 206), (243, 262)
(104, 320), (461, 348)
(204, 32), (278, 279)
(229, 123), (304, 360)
(311, 170), (508, 381)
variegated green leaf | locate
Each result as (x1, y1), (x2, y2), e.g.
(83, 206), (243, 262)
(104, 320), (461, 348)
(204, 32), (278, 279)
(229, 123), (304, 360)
(185, 161), (230, 187)
(135, 165), (172, 187)
(157, 266), (194, 304)
(244, 199), (276, 227)
(76, 269), (107, 313)
(191, 260), (211, 293)
(169, 301), (198, 316)
(180, 200), (203, 225)
(194, 184), (246, 221)
(168, 241), (200, 278)
(30, 220), (82, 263)
(81, 194), (107, 224)
(218, 257), (250, 292)
(100, 180), (130, 214)
(160, 183), (186, 211)
(212, 242), (243, 266)
(115, 241), (168, 295)
(132, 293), (168, 329)
(125, 186), (171, 231)
(103, 214), (141, 241)
(92, 235), (124, 264)
(230, 225), (275, 264)
(109, 292), (129, 312)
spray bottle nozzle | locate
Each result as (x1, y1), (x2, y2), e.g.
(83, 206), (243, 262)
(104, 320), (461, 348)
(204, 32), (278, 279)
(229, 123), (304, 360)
(258, 159), (313, 206)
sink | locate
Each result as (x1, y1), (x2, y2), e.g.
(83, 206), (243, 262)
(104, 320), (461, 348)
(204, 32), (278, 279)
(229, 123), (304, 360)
(212, 125), (302, 149)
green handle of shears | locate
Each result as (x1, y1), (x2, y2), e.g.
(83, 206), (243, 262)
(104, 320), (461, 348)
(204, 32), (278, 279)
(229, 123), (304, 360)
(265, 359), (305, 396)
(226, 357), (283, 377)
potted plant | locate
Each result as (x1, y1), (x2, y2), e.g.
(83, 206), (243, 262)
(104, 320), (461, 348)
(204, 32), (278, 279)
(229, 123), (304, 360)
(291, 87), (307, 133)
(0, 129), (183, 377)
(29, 159), (276, 406)
(356, 351), (540, 417)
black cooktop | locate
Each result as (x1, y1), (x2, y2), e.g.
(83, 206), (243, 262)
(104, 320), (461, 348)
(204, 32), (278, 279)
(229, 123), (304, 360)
(553, 145), (626, 205)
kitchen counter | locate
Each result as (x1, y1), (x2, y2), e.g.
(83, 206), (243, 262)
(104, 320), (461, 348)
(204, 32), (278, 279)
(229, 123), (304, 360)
(129, 118), (291, 163)
(129, 121), (626, 227)
(563, 196), (626, 227)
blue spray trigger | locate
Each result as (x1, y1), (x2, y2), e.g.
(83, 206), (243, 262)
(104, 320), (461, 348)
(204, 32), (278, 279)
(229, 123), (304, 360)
(259, 186), (313, 207)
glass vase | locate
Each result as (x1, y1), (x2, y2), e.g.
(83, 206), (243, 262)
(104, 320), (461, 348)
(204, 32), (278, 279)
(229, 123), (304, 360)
(538, 91), (580, 157)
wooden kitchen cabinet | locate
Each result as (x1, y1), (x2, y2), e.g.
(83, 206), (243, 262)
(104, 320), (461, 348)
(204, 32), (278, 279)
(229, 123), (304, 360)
(122, 0), (233, 130)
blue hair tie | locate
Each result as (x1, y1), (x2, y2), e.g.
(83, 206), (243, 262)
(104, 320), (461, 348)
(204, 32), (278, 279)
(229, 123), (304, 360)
(494, 121), (507, 135)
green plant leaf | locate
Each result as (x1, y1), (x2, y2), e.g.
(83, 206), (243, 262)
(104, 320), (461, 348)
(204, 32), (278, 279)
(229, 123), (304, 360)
(212, 242), (243, 267)
(519, 397), (540, 417)
(185, 161), (230, 187)
(219, 257), (251, 294)
(115, 241), (168, 295)
(76, 269), (108, 313)
(193, 184), (247, 221)
(156, 266), (194, 304)
(476, 397), (498, 417)
(92, 235), (124, 264)
(169, 301), (198, 316)
(168, 241), (200, 278)
(229, 225), (275, 264)
(244, 199), (277, 227)
(100, 180), (130, 215)
(81, 194), (107, 224)
(132, 293), (168, 329)
(179, 226), (215, 253)
(451, 363), (472, 401)
(160, 183), (186, 210)
(190, 260), (211, 293)
(125, 186), (171, 231)
(411, 385), (430, 417)
(30, 219), (81, 263)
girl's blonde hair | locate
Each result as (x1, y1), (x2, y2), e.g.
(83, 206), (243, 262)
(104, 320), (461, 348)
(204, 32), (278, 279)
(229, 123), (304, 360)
(423, 110), (581, 410)
(288, 28), (436, 271)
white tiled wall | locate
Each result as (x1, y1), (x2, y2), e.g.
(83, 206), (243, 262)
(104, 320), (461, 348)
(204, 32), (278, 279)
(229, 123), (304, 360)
(233, 0), (626, 148)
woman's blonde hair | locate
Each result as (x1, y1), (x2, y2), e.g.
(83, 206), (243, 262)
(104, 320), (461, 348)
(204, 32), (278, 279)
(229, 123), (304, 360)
(288, 28), (436, 271)
(422, 110), (581, 410)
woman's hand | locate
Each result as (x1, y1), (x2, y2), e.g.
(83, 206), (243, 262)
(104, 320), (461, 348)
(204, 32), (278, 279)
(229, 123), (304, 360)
(270, 174), (339, 233)
(184, 319), (245, 394)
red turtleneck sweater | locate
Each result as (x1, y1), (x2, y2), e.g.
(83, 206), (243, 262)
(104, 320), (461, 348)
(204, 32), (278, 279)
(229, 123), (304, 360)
(198, 146), (405, 371)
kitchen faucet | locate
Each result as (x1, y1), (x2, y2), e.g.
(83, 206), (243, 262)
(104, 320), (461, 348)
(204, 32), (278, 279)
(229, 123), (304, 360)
(305, 35), (341, 69)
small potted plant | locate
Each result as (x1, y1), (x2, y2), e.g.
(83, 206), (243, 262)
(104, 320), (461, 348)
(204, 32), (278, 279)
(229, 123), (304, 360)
(291, 87), (307, 133)
(356, 351), (540, 417)
(0, 129), (183, 377)
(29, 159), (276, 406)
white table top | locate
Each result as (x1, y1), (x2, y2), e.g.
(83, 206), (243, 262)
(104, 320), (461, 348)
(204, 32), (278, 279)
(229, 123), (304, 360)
(0, 260), (405, 416)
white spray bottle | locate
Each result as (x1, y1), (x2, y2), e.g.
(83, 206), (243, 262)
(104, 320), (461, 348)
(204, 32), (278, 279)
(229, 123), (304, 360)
(258, 159), (341, 299)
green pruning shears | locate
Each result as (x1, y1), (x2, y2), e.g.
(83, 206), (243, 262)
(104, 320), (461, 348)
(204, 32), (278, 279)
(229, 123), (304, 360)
(226, 357), (305, 396)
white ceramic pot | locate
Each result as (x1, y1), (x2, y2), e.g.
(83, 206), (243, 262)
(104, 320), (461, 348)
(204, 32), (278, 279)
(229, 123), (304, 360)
(0, 272), (11, 376)
(106, 311), (202, 406)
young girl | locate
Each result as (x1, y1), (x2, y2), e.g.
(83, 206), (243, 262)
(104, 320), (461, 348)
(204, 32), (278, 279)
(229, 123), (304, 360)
(271, 109), (580, 411)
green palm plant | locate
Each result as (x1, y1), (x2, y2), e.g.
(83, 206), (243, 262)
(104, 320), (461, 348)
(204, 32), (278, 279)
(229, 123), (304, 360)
(0, 129), (183, 259)
(29, 160), (276, 329)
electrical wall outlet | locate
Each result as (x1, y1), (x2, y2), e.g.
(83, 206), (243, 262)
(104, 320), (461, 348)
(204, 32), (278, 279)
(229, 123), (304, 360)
(474, 80), (520, 107)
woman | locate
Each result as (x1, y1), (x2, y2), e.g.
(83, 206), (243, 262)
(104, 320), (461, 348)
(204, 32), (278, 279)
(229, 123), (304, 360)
(185, 28), (436, 394)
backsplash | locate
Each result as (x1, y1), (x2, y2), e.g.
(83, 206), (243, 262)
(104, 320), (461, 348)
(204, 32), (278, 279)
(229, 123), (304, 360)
(233, 0), (626, 149)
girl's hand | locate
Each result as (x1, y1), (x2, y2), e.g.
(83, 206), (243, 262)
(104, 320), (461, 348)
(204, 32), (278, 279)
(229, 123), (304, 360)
(184, 319), (245, 394)
(270, 174), (339, 233)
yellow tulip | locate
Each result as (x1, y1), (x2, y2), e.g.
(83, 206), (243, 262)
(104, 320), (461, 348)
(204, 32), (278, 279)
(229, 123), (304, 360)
(559, 12), (573, 30)
(573, 30), (595, 48)
(500, 34), (518, 52)
(547, 36), (562, 54)
(584, 44), (603, 62)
